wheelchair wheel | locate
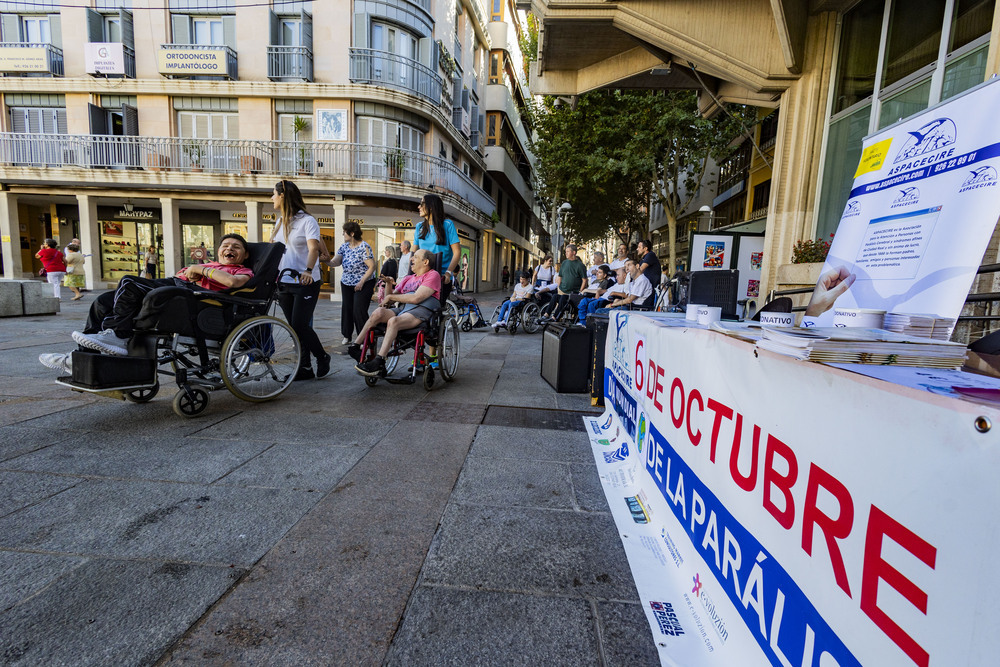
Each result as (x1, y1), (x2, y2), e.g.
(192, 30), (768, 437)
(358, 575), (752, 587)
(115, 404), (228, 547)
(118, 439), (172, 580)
(490, 304), (503, 325)
(364, 374), (379, 387)
(461, 319), (473, 332)
(444, 299), (460, 323)
(508, 319), (518, 335)
(423, 366), (435, 390)
(125, 383), (159, 404)
(173, 387), (209, 418)
(522, 302), (541, 333)
(438, 317), (460, 381)
(220, 316), (300, 402)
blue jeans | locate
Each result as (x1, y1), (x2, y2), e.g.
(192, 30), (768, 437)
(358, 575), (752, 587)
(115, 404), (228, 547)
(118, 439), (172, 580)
(497, 299), (522, 323)
(577, 297), (608, 324)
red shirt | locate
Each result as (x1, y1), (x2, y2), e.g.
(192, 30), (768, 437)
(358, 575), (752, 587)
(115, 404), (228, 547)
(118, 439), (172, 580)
(175, 262), (254, 291)
(37, 247), (66, 272)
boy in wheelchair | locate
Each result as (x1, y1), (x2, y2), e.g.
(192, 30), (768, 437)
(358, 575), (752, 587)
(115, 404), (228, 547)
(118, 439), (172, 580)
(349, 248), (441, 377)
(39, 234), (254, 372)
(493, 271), (534, 332)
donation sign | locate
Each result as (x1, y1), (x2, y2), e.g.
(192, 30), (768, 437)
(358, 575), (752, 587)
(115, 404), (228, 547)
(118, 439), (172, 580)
(811, 78), (1000, 324)
(586, 311), (1000, 666)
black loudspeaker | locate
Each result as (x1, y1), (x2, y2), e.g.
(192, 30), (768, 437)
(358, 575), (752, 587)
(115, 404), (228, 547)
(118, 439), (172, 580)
(587, 313), (610, 406)
(540, 323), (591, 393)
(688, 269), (740, 319)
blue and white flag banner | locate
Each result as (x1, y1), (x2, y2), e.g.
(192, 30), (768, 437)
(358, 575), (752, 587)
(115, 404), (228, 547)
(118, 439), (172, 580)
(812, 78), (1000, 324)
(585, 311), (1000, 666)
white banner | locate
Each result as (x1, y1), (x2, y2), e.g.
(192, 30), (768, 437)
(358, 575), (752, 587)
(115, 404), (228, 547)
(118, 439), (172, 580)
(85, 42), (125, 75)
(811, 79), (1000, 324)
(586, 311), (1000, 666)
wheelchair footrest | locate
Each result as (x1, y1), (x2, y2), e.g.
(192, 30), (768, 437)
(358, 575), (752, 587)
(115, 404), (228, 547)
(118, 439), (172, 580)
(385, 375), (417, 385)
(69, 350), (157, 390)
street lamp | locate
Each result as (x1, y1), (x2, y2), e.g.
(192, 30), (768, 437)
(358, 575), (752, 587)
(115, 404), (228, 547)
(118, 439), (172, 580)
(555, 202), (571, 250)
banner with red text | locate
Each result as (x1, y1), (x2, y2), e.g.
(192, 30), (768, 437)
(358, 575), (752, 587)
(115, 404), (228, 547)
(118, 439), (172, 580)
(586, 311), (1000, 666)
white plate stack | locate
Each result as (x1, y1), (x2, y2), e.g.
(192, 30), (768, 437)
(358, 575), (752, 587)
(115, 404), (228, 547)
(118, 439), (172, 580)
(883, 313), (956, 340)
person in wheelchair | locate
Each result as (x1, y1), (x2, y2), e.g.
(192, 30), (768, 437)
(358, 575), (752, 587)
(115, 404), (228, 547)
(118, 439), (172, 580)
(493, 271), (535, 332)
(575, 264), (614, 325)
(39, 235), (253, 370)
(350, 248), (442, 377)
(538, 244), (588, 323)
(606, 259), (653, 311)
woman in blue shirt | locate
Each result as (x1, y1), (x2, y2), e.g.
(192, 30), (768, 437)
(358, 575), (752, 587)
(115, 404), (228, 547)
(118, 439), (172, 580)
(414, 194), (461, 279)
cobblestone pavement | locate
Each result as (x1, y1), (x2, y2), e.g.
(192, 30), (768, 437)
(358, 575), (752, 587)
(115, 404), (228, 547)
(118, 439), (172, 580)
(0, 288), (658, 666)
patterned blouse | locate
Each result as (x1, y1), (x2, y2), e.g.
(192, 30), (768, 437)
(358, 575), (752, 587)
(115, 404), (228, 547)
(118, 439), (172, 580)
(337, 241), (374, 286)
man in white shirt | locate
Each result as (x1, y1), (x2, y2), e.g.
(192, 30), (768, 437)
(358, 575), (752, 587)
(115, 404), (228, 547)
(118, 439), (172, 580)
(608, 243), (629, 272)
(586, 251), (606, 290)
(608, 259), (653, 310)
(397, 240), (413, 281)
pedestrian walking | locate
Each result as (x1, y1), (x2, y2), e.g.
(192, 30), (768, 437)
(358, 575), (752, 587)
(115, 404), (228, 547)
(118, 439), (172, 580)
(35, 239), (66, 300)
(327, 221), (376, 346)
(63, 243), (86, 300)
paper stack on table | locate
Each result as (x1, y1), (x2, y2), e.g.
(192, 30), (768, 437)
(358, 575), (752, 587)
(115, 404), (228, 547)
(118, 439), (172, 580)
(883, 312), (957, 340)
(756, 326), (967, 368)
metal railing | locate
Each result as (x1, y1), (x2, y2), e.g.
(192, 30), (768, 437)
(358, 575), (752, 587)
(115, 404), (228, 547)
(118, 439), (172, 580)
(0, 42), (64, 76)
(266, 45), (312, 81)
(0, 132), (495, 216)
(159, 43), (237, 80)
(348, 48), (443, 106)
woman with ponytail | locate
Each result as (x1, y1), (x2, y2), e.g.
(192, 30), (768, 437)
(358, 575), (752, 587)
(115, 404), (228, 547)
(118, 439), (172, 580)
(414, 193), (461, 280)
(270, 180), (331, 381)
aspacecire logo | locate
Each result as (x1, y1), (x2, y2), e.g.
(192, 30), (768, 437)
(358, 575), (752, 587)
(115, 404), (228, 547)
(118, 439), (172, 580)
(649, 601), (686, 637)
(893, 118), (957, 164)
(890, 186), (920, 208)
(959, 165), (998, 192)
(842, 200), (861, 218)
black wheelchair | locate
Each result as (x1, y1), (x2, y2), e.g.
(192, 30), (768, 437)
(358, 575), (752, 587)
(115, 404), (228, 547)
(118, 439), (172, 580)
(490, 294), (543, 335)
(357, 258), (460, 391)
(56, 243), (301, 418)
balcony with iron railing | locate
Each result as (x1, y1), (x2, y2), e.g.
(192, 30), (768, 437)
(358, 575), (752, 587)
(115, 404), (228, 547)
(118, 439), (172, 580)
(158, 43), (237, 80)
(0, 42), (64, 76)
(267, 45), (312, 81)
(349, 48), (443, 106)
(0, 132), (495, 217)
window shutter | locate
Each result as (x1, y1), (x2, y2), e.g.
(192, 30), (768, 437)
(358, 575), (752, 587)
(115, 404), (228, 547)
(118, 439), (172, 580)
(122, 104), (138, 136)
(301, 11), (312, 51)
(48, 14), (62, 49)
(0, 14), (18, 42)
(10, 109), (27, 133)
(171, 14), (190, 44)
(353, 14), (368, 49)
(268, 10), (279, 45)
(89, 103), (108, 135)
(86, 8), (103, 42)
(222, 15), (236, 51)
(120, 9), (134, 50)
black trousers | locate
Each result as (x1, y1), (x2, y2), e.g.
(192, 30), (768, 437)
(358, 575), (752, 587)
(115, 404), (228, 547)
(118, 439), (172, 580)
(340, 279), (376, 339)
(276, 281), (326, 369)
(88, 275), (175, 337)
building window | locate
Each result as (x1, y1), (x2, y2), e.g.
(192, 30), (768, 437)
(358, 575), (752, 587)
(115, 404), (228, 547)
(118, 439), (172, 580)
(21, 15), (50, 43)
(486, 112), (500, 145)
(177, 111), (238, 139)
(9, 106), (66, 134)
(750, 179), (771, 220)
(489, 50), (501, 84)
(192, 17), (223, 45)
(490, 0), (503, 22)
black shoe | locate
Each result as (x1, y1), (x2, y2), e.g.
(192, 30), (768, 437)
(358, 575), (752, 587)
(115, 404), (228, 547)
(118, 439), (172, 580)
(293, 367), (316, 381)
(347, 343), (362, 362)
(356, 356), (386, 377)
(316, 354), (332, 378)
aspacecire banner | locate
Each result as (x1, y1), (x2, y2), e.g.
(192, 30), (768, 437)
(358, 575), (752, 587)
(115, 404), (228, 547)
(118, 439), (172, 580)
(585, 310), (1000, 667)
(811, 77), (1000, 324)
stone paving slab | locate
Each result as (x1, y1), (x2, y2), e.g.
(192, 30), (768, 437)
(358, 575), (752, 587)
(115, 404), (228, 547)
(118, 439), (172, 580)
(597, 600), (662, 666)
(0, 425), (72, 462)
(420, 503), (640, 602)
(451, 457), (577, 510)
(0, 558), (245, 667)
(0, 471), (80, 519)
(0, 479), (319, 565)
(213, 442), (367, 491)
(470, 424), (599, 464)
(386, 586), (603, 666)
(190, 414), (395, 447)
(0, 551), (88, 612)
(4, 433), (272, 485)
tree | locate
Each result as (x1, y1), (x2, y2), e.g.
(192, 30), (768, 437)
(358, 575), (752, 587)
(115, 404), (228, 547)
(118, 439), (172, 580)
(531, 90), (752, 269)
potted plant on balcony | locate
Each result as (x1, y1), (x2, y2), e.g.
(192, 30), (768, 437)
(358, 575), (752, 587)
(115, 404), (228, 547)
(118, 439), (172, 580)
(183, 140), (205, 172)
(385, 148), (405, 181)
(293, 115), (311, 175)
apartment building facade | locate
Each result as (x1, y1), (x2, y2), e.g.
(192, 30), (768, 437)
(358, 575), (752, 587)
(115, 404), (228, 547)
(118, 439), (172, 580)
(0, 0), (542, 292)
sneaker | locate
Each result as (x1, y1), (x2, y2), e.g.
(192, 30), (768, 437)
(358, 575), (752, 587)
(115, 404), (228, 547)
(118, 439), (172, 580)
(341, 337), (350, 345)
(316, 354), (332, 379)
(39, 352), (72, 374)
(346, 343), (362, 362)
(293, 367), (316, 381)
(356, 356), (386, 377)
(72, 329), (128, 356)
(492, 323), (500, 332)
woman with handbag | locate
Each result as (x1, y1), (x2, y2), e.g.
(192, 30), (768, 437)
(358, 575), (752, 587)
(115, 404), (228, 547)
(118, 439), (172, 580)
(35, 239), (67, 300)
(270, 179), (332, 381)
(63, 243), (86, 300)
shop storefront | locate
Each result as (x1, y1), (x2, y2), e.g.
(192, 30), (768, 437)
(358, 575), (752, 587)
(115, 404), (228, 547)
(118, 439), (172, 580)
(97, 206), (162, 282)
